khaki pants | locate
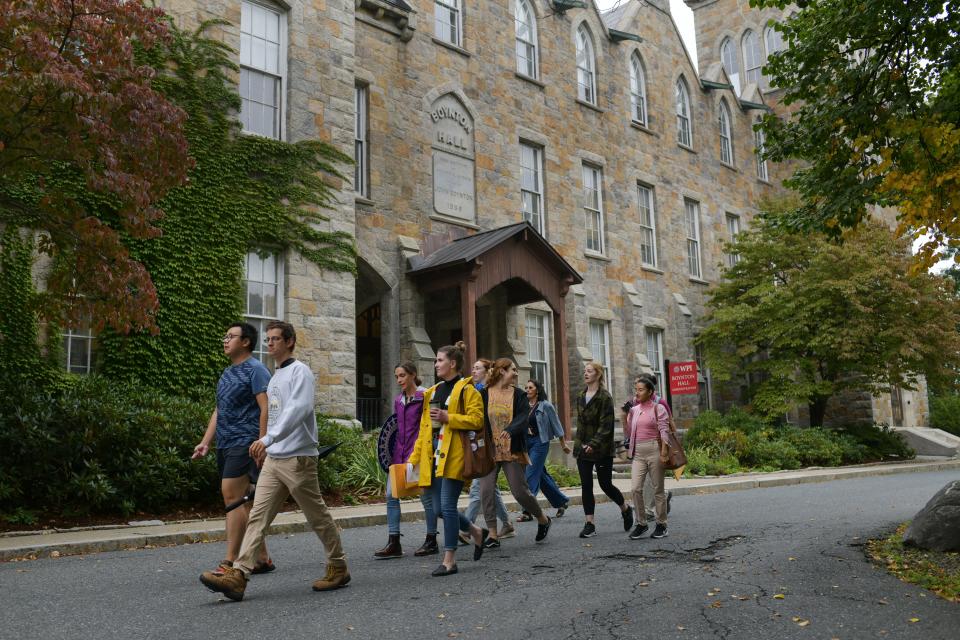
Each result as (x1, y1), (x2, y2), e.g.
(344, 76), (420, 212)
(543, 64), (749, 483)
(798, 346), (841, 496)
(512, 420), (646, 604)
(631, 440), (667, 525)
(479, 461), (543, 531)
(235, 455), (346, 574)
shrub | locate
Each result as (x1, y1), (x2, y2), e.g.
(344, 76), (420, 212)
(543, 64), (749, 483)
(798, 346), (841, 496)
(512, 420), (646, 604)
(832, 423), (914, 461)
(783, 427), (844, 467)
(314, 417), (369, 494)
(741, 438), (801, 470)
(0, 375), (215, 517)
(929, 395), (960, 437)
(683, 445), (742, 476)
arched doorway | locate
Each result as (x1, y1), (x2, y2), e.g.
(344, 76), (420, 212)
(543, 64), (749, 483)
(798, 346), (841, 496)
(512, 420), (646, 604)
(356, 258), (392, 430)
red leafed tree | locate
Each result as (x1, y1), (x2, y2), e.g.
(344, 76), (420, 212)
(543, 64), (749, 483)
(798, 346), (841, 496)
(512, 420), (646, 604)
(0, 0), (191, 332)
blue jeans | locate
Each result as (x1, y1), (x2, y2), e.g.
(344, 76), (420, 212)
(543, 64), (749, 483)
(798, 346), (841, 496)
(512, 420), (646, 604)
(386, 475), (436, 536)
(464, 477), (510, 525)
(425, 476), (472, 552)
(526, 436), (569, 509)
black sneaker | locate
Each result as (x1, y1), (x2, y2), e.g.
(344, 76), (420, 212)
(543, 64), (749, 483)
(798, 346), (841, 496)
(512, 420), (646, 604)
(482, 537), (500, 549)
(579, 522), (597, 538)
(535, 516), (552, 543)
(629, 523), (649, 540)
(621, 505), (634, 532)
(651, 523), (668, 539)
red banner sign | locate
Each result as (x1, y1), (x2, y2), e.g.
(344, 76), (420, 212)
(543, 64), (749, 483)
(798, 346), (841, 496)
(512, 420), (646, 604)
(669, 361), (699, 395)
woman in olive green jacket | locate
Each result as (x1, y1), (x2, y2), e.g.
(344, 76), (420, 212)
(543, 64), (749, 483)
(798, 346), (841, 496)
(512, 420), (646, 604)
(573, 361), (633, 539)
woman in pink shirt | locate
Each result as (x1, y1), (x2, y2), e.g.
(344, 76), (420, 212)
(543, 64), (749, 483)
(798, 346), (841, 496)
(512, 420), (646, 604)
(626, 377), (671, 539)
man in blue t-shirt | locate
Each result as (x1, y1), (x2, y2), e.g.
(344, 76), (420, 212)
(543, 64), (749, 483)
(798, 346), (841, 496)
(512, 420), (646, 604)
(193, 322), (274, 574)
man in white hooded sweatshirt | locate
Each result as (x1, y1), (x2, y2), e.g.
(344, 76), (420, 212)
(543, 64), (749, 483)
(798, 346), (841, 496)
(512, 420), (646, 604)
(200, 320), (349, 601)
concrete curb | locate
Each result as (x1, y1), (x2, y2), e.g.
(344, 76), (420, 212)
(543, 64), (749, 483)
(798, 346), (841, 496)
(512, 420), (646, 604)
(2, 458), (957, 562)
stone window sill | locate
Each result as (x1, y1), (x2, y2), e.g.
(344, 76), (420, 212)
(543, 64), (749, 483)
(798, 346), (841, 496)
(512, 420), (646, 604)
(720, 161), (738, 172)
(689, 276), (710, 285)
(678, 143), (697, 154)
(432, 38), (471, 58)
(515, 72), (546, 89)
(631, 121), (658, 137)
(585, 251), (612, 262)
(576, 98), (605, 114)
(756, 176), (772, 185)
(641, 265), (664, 275)
(355, 196), (375, 206)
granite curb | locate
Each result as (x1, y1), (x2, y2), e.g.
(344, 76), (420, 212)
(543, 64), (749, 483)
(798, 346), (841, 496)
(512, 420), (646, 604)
(3, 458), (957, 562)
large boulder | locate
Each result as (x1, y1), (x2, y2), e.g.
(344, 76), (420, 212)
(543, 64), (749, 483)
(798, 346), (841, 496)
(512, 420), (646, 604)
(902, 480), (960, 552)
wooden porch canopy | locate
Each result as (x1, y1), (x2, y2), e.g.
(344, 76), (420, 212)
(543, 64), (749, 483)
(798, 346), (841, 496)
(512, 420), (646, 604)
(408, 221), (584, 430)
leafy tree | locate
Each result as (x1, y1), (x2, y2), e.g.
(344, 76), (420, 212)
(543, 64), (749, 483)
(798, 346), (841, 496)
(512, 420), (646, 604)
(698, 199), (960, 426)
(0, 0), (192, 332)
(751, 0), (960, 268)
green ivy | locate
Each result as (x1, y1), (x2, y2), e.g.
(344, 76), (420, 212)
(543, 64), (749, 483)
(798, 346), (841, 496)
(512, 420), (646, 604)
(0, 228), (45, 388)
(89, 20), (357, 397)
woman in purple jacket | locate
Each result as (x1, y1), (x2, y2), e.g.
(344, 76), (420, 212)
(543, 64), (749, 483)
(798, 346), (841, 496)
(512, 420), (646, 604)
(374, 362), (438, 559)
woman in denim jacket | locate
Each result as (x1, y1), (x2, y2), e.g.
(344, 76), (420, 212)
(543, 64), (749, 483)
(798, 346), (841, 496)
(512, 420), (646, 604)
(518, 379), (571, 522)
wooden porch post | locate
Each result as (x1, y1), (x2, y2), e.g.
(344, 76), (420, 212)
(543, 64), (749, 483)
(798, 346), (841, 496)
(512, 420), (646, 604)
(554, 304), (572, 440)
(461, 280), (477, 371)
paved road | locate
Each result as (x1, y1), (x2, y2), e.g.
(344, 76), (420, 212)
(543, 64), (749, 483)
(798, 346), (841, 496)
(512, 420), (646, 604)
(3, 471), (958, 640)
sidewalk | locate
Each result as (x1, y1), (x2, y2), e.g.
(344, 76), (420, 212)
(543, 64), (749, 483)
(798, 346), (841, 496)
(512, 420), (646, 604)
(2, 458), (957, 562)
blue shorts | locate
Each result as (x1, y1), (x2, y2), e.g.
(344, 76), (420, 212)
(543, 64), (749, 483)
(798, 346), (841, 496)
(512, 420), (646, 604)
(216, 445), (260, 483)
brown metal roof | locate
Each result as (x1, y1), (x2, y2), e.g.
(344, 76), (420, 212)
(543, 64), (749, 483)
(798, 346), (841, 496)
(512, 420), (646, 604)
(407, 221), (583, 284)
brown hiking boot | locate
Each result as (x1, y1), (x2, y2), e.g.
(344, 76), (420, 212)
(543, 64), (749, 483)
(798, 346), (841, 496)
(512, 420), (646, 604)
(312, 564), (351, 591)
(199, 566), (247, 601)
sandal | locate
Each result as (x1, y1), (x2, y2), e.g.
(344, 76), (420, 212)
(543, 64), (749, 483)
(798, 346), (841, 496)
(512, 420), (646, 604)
(251, 559), (277, 574)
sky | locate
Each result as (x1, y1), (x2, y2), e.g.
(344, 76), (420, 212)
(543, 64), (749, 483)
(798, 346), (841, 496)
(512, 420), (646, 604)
(595, 0), (698, 69)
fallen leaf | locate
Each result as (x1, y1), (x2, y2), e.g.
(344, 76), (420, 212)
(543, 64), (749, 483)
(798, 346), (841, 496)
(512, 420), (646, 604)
(877, 599), (888, 605)
(448, 634), (460, 638)
(710, 601), (723, 608)
(707, 592), (716, 596)
(437, 614), (446, 619)
(773, 594), (786, 600)
(346, 626), (354, 631)
(677, 626), (686, 631)
(733, 595), (750, 601)
(50, 551), (61, 558)
(909, 618), (920, 623)
(584, 543), (593, 547)
(638, 582), (650, 587)
(788, 557), (796, 561)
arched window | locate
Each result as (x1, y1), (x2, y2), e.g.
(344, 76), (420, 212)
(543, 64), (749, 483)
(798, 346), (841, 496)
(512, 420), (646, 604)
(515, 0), (538, 78)
(576, 25), (597, 105)
(764, 25), (784, 58)
(742, 30), (763, 88)
(629, 52), (648, 126)
(754, 118), (769, 181)
(676, 77), (692, 147)
(718, 99), (733, 165)
(720, 37), (741, 96)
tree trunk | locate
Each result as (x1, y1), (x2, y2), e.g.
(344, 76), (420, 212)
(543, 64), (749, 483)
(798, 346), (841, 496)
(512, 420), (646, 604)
(808, 395), (830, 427)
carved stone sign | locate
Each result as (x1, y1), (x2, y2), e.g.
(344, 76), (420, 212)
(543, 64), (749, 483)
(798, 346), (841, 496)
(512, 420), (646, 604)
(430, 94), (475, 221)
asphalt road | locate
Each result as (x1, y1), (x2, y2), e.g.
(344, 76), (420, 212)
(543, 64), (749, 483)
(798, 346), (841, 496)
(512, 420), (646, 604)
(3, 471), (959, 640)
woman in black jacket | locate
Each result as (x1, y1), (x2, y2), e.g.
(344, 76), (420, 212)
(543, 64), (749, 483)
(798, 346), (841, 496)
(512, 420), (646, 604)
(477, 358), (551, 547)
(574, 361), (633, 538)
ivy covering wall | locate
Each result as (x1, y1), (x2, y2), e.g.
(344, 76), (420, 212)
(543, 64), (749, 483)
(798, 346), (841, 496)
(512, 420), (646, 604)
(0, 20), (357, 398)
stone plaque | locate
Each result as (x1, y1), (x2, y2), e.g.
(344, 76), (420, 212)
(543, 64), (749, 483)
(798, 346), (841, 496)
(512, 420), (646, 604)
(433, 150), (475, 221)
(430, 94), (475, 221)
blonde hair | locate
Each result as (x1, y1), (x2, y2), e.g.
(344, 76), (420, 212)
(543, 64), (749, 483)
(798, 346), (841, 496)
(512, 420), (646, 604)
(485, 357), (516, 388)
(586, 361), (606, 388)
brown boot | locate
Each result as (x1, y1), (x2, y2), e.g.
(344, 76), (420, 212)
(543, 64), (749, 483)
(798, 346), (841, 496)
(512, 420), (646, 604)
(199, 566), (247, 601)
(374, 534), (402, 559)
(312, 564), (351, 591)
(413, 533), (439, 557)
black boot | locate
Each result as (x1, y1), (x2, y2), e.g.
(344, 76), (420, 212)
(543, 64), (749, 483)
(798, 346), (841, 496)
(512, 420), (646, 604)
(414, 533), (439, 557)
(374, 534), (402, 559)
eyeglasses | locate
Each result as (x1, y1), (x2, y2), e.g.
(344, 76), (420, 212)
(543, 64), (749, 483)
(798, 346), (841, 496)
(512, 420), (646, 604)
(223, 334), (241, 342)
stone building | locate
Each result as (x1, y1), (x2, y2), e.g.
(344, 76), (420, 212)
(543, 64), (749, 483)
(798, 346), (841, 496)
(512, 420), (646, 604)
(144, 0), (926, 431)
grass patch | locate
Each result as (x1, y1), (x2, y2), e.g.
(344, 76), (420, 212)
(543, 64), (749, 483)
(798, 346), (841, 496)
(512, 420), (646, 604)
(866, 523), (960, 603)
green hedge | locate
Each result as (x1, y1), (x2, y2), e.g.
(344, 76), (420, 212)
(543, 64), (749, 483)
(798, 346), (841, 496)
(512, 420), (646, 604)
(0, 375), (384, 523)
(683, 409), (913, 476)
(929, 394), (960, 437)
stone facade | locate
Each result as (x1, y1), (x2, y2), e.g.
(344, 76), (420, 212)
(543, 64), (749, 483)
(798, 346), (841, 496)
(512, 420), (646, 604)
(159, 0), (927, 430)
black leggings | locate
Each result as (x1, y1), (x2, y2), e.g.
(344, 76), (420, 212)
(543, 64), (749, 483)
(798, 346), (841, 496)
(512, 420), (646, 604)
(577, 457), (624, 516)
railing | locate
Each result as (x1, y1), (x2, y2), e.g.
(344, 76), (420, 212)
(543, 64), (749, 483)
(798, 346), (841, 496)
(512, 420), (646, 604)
(356, 397), (381, 431)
